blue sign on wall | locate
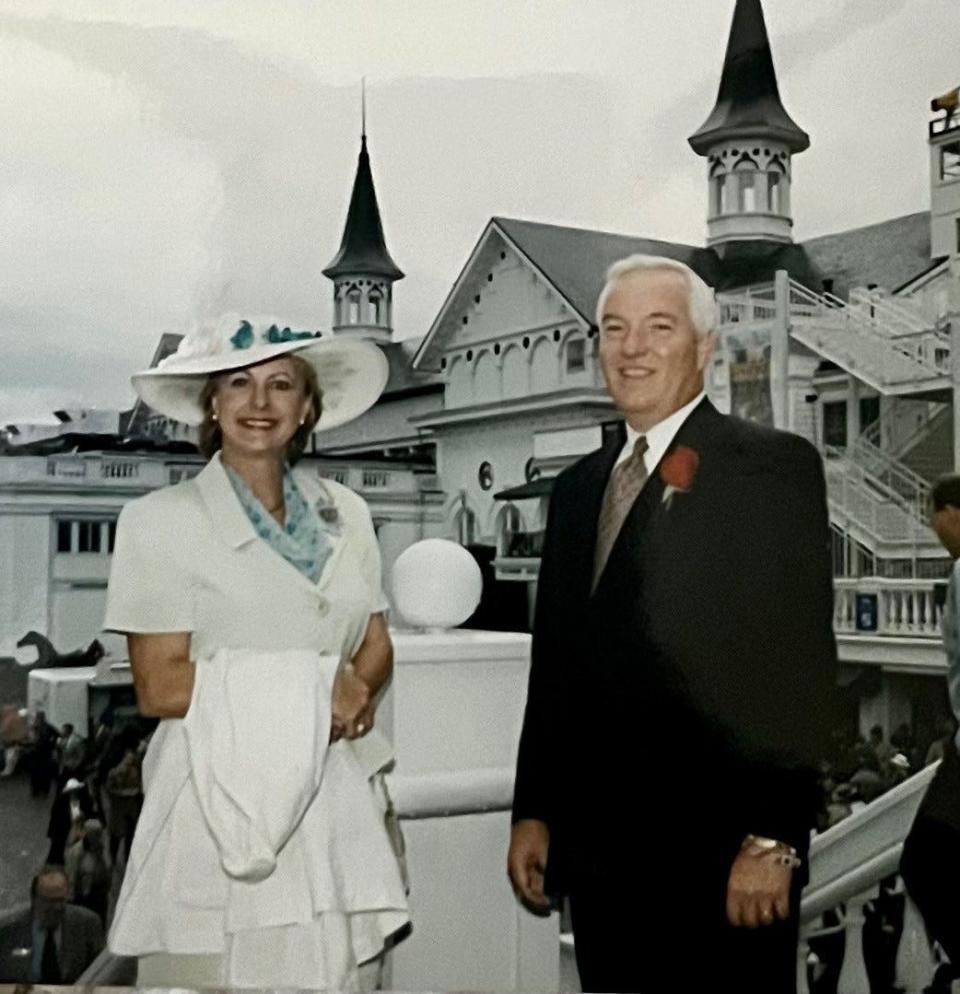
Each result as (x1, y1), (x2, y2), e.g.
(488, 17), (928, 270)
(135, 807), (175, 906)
(855, 593), (879, 632)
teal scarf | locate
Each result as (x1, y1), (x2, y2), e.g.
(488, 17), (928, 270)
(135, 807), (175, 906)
(224, 464), (333, 584)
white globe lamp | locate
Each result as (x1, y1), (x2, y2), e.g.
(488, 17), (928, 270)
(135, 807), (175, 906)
(391, 539), (483, 630)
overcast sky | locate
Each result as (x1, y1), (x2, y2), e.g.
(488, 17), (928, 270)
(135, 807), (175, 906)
(0, 0), (956, 422)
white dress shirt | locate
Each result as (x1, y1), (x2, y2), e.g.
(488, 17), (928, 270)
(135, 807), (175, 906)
(614, 391), (706, 474)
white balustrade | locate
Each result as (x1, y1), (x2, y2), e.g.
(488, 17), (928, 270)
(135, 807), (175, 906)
(833, 578), (944, 638)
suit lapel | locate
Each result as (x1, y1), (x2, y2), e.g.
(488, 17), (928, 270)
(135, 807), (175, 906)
(592, 398), (724, 593)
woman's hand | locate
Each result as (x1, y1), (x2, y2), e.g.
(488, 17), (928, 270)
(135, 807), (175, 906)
(329, 664), (374, 741)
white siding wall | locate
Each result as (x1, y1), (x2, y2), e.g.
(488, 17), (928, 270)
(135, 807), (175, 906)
(0, 514), (51, 652)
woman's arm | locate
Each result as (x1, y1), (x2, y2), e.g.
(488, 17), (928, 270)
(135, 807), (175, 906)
(127, 632), (194, 719)
(350, 612), (393, 696)
(331, 612), (393, 740)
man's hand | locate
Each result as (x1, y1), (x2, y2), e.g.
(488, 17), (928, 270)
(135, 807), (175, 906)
(508, 819), (552, 914)
(726, 848), (793, 928)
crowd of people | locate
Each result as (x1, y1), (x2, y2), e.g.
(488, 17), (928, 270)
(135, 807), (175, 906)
(0, 706), (149, 984)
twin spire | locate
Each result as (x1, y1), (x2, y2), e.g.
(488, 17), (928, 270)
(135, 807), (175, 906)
(323, 83), (403, 342)
(689, 0), (808, 155)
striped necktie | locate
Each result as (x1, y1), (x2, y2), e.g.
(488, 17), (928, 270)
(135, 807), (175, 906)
(592, 436), (649, 591)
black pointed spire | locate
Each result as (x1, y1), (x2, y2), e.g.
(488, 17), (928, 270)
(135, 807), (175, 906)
(323, 134), (404, 281)
(689, 0), (808, 155)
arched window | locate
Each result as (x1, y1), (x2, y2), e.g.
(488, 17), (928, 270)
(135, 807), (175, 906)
(565, 338), (586, 373)
(767, 160), (785, 214)
(369, 292), (382, 325)
(734, 155), (759, 213)
(347, 291), (361, 325)
(709, 161), (725, 216)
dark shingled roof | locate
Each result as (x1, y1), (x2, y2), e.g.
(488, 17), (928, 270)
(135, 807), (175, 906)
(801, 212), (939, 298)
(494, 217), (827, 308)
(380, 338), (443, 397)
(689, 0), (808, 155)
(495, 217), (720, 323)
(323, 137), (404, 282)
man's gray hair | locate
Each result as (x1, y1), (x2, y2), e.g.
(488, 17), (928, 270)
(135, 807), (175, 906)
(595, 254), (717, 337)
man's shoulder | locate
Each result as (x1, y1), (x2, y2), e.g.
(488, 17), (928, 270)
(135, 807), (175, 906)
(717, 415), (820, 473)
(64, 901), (103, 933)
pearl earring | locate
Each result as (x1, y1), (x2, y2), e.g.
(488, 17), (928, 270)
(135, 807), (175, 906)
(211, 412), (218, 422)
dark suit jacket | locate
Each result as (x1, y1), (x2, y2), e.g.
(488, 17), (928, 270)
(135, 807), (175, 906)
(512, 398), (837, 899)
(0, 903), (105, 983)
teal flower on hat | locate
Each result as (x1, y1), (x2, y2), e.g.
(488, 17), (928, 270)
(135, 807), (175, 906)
(230, 320), (255, 350)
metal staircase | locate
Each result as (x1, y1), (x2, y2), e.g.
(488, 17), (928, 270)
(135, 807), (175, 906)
(785, 281), (950, 396)
(822, 446), (940, 558)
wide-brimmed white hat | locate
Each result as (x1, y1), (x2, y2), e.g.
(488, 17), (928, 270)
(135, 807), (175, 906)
(131, 314), (389, 430)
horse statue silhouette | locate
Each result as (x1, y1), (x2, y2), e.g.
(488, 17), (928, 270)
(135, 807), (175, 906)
(15, 632), (105, 669)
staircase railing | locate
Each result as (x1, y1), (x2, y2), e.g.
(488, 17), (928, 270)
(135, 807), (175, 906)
(823, 447), (935, 547)
(799, 763), (940, 994)
(786, 280), (947, 387)
(845, 436), (932, 523)
(859, 401), (950, 461)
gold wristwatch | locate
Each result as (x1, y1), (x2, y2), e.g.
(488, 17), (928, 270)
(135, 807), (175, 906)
(742, 835), (802, 868)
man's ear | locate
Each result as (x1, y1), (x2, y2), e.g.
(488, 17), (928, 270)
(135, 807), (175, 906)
(697, 332), (717, 371)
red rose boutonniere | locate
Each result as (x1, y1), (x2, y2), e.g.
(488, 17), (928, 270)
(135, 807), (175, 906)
(660, 445), (700, 509)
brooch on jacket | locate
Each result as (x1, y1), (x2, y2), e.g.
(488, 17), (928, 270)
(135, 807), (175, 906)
(315, 496), (343, 536)
(660, 445), (700, 509)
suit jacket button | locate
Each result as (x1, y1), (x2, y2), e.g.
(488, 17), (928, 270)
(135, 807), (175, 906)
(317, 597), (330, 617)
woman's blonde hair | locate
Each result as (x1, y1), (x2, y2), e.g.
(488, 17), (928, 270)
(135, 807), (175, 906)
(197, 354), (322, 465)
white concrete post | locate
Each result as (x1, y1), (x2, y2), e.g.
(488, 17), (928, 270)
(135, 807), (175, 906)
(949, 266), (960, 472)
(837, 895), (871, 994)
(847, 376), (861, 449)
(771, 270), (792, 430)
(896, 893), (938, 994)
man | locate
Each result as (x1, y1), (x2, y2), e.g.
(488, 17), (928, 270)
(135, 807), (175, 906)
(57, 722), (85, 781)
(0, 865), (105, 983)
(508, 255), (836, 993)
(900, 474), (960, 990)
(47, 775), (94, 865)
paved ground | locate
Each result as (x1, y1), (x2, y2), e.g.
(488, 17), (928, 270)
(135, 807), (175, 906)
(0, 770), (51, 913)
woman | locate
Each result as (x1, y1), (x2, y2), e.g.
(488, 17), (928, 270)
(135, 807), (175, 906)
(103, 314), (407, 988)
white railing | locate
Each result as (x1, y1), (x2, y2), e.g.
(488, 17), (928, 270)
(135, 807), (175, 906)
(716, 282), (778, 326)
(799, 763), (940, 994)
(833, 577), (944, 638)
(823, 449), (936, 547)
(845, 437), (932, 524)
(786, 279), (947, 389)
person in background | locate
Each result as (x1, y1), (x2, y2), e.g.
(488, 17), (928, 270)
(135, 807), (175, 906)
(30, 710), (59, 797)
(104, 728), (142, 868)
(47, 777), (94, 865)
(57, 723), (86, 784)
(65, 819), (111, 928)
(0, 866), (104, 984)
(901, 474), (960, 993)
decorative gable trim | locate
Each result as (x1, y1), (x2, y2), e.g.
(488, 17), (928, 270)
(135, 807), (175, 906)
(412, 219), (586, 373)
